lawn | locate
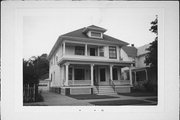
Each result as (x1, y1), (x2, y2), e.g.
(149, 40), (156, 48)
(90, 99), (157, 106)
(145, 98), (158, 102)
(68, 94), (119, 100)
(118, 91), (157, 97)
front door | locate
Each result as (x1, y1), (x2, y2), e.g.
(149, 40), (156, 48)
(100, 68), (106, 82)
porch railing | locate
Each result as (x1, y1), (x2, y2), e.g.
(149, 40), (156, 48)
(109, 79), (116, 92)
(69, 80), (91, 86)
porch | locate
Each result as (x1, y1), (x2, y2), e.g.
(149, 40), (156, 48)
(61, 62), (133, 87)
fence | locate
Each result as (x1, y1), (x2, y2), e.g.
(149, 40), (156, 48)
(23, 84), (36, 102)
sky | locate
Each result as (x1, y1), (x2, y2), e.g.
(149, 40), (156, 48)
(23, 8), (158, 60)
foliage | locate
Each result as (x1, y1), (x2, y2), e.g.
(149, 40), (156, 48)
(23, 53), (49, 85)
(144, 16), (158, 93)
(145, 15), (158, 70)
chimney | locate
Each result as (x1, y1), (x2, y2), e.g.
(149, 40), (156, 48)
(131, 44), (134, 47)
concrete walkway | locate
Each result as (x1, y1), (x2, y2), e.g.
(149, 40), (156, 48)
(24, 91), (157, 106)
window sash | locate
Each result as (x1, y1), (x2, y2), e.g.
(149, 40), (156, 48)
(75, 46), (85, 55)
(91, 31), (102, 38)
(74, 68), (85, 80)
(109, 46), (117, 59)
(99, 46), (104, 57)
(113, 68), (118, 80)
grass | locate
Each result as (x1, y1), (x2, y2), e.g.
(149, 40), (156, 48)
(145, 98), (158, 102)
(118, 91), (157, 97)
(90, 99), (157, 106)
(68, 94), (119, 100)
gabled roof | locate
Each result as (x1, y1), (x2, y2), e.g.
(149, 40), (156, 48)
(137, 44), (150, 56)
(122, 46), (137, 57)
(48, 25), (129, 60)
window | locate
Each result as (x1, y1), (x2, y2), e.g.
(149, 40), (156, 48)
(75, 46), (85, 55)
(69, 67), (72, 80)
(109, 46), (117, 59)
(113, 68), (118, 80)
(91, 31), (102, 38)
(99, 46), (104, 57)
(74, 68), (85, 80)
(90, 48), (96, 56)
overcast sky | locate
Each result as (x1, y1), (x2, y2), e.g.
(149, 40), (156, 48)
(23, 8), (158, 60)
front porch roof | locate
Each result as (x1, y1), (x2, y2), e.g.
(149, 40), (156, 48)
(58, 58), (134, 66)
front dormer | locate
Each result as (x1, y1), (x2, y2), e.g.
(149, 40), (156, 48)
(83, 25), (107, 39)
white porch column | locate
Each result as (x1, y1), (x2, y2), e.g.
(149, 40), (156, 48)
(72, 67), (74, 85)
(91, 64), (94, 86)
(63, 41), (66, 55)
(145, 69), (148, 81)
(85, 44), (87, 56)
(110, 65), (113, 81)
(129, 64), (133, 85)
(134, 71), (137, 84)
(64, 63), (69, 86)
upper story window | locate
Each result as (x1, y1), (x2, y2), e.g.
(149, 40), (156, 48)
(90, 48), (96, 56)
(109, 46), (117, 59)
(90, 31), (103, 39)
(99, 46), (104, 57)
(75, 46), (85, 55)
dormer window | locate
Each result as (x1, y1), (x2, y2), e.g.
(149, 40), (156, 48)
(87, 31), (103, 39)
(90, 31), (102, 38)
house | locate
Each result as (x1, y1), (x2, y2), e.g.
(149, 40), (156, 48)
(122, 44), (151, 89)
(47, 25), (136, 95)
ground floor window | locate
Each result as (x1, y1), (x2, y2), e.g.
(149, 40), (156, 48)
(113, 68), (118, 80)
(69, 67), (72, 80)
(74, 68), (85, 80)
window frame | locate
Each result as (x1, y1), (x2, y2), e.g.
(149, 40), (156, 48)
(113, 68), (118, 80)
(109, 46), (117, 59)
(74, 68), (85, 80)
(75, 46), (85, 55)
(90, 31), (103, 39)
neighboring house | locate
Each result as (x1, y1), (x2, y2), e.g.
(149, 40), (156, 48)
(47, 25), (137, 95)
(122, 44), (150, 88)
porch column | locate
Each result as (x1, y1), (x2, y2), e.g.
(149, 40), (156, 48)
(64, 63), (69, 86)
(145, 69), (148, 81)
(134, 71), (137, 84)
(129, 64), (133, 85)
(63, 41), (66, 55)
(91, 64), (94, 86)
(85, 44), (87, 56)
(110, 65), (113, 80)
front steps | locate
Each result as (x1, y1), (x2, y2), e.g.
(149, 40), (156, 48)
(94, 86), (117, 95)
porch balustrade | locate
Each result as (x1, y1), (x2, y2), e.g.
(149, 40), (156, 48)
(68, 80), (91, 86)
(113, 80), (131, 85)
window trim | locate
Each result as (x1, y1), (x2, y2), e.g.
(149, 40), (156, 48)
(75, 46), (85, 55)
(109, 46), (117, 59)
(74, 68), (85, 80)
(90, 31), (103, 39)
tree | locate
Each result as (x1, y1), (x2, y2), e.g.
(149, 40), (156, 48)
(23, 53), (49, 85)
(145, 15), (158, 70)
(144, 15), (158, 92)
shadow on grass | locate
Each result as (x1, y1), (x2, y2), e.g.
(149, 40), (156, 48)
(68, 94), (119, 100)
(90, 99), (157, 106)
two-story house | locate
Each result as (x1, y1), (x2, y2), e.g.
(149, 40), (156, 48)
(47, 25), (135, 95)
(122, 44), (151, 88)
